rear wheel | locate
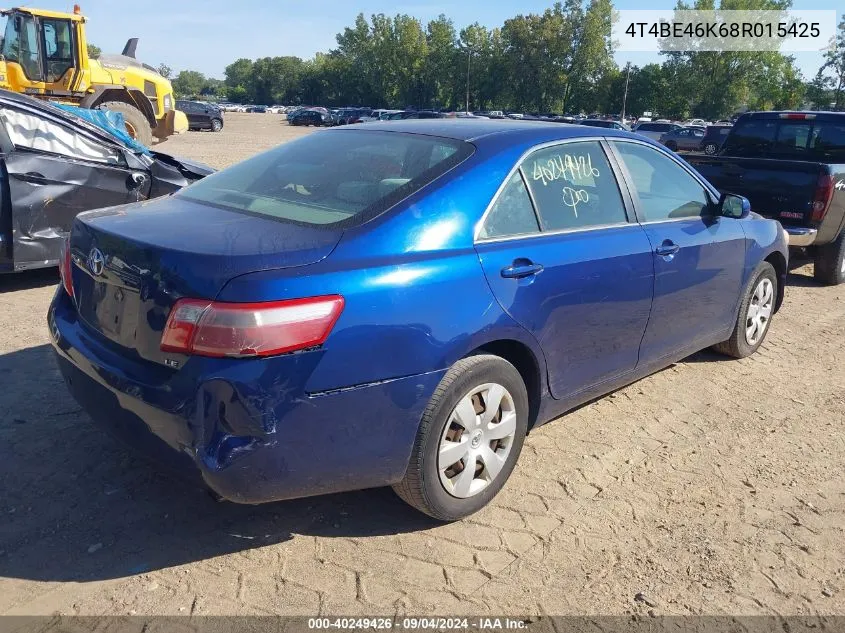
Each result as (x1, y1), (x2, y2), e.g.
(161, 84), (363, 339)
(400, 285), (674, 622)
(712, 262), (777, 358)
(813, 231), (845, 285)
(703, 142), (718, 155)
(210, 118), (223, 132)
(393, 354), (528, 521)
(666, 141), (678, 151)
(95, 101), (153, 147)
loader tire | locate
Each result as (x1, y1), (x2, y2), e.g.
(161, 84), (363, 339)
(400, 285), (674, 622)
(96, 101), (154, 147)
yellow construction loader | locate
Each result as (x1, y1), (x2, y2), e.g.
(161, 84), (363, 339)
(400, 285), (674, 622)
(0, 5), (187, 145)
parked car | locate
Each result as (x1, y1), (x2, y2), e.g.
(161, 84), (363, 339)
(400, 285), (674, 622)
(580, 119), (628, 131)
(0, 90), (213, 273)
(400, 110), (446, 119)
(633, 121), (684, 141)
(360, 109), (399, 121)
(658, 126), (706, 151)
(288, 109), (332, 126)
(175, 100), (224, 132)
(50, 120), (787, 520)
(685, 118), (709, 127)
(687, 111), (845, 284)
(248, 105), (268, 113)
(334, 108), (373, 125)
(699, 124), (733, 154)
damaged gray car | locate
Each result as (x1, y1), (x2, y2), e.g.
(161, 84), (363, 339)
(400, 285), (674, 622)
(0, 90), (214, 272)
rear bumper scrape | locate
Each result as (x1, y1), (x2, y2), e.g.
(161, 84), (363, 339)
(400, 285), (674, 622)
(48, 290), (444, 504)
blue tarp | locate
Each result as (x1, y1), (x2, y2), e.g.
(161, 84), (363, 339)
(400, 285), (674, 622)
(52, 103), (151, 155)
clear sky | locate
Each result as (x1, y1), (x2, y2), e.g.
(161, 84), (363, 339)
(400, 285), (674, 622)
(33, 0), (843, 80)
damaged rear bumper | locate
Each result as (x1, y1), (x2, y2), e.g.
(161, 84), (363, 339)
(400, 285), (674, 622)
(48, 289), (442, 504)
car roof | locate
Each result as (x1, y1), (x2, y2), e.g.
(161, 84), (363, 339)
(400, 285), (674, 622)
(341, 119), (639, 144)
(740, 111), (845, 120)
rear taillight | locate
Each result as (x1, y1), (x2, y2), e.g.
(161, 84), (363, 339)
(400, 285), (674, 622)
(160, 295), (345, 358)
(812, 174), (835, 222)
(60, 238), (74, 298)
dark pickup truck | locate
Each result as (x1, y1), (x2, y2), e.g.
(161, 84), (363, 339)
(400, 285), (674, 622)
(687, 111), (845, 285)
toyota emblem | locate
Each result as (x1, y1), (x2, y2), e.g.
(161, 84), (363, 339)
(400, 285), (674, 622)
(88, 247), (105, 276)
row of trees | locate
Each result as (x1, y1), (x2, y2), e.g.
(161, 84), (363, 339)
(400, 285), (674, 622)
(162, 0), (845, 120)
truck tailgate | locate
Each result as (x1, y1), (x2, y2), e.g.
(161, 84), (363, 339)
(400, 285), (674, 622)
(687, 155), (824, 226)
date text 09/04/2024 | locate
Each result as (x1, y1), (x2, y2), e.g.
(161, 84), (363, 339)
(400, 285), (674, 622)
(307, 617), (529, 630)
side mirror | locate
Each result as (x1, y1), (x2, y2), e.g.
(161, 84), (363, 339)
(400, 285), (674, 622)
(719, 193), (751, 219)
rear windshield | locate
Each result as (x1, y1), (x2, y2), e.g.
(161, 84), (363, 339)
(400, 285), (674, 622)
(179, 130), (473, 227)
(725, 117), (845, 160)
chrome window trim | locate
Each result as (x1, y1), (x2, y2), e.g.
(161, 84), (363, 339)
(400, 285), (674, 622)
(476, 220), (637, 245)
(473, 136), (631, 243)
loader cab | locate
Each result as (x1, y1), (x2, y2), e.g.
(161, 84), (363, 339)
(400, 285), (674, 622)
(0, 8), (81, 87)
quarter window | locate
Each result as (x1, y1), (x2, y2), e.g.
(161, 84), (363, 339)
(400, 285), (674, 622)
(478, 171), (539, 239)
(521, 141), (627, 231)
(613, 141), (710, 221)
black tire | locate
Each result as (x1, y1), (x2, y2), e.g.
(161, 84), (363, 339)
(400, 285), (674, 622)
(210, 118), (223, 132)
(666, 141), (678, 151)
(393, 354), (528, 521)
(712, 262), (777, 359)
(95, 101), (153, 146)
(704, 143), (718, 155)
(813, 231), (845, 285)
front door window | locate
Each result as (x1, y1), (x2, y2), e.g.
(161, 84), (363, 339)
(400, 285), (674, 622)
(2, 13), (43, 81)
(41, 19), (75, 82)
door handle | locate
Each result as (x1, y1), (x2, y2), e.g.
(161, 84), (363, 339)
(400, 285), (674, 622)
(501, 260), (544, 279)
(655, 240), (680, 257)
(17, 171), (48, 185)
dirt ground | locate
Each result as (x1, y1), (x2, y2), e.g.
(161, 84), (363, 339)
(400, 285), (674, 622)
(0, 112), (843, 618)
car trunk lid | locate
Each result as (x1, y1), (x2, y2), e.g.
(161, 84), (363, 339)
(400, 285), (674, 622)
(68, 196), (341, 365)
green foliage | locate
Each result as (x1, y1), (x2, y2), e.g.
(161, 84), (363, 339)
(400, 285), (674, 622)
(810, 15), (845, 110)
(156, 64), (172, 79)
(86, 43), (100, 60)
(172, 70), (207, 98)
(161, 0), (818, 118)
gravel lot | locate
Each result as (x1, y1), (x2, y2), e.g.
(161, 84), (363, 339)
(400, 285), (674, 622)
(1, 112), (843, 617)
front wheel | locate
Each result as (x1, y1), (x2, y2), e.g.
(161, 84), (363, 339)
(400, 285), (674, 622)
(712, 262), (777, 358)
(95, 101), (153, 147)
(393, 354), (528, 521)
(210, 118), (223, 132)
(703, 142), (718, 155)
(813, 231), (845, 285)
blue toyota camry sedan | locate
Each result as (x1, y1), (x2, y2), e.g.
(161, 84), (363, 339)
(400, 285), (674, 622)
(49, 120), (788, 520)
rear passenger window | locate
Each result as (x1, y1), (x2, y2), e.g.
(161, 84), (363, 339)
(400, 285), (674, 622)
(613, 141), (710, 221)
(522, 141), (627, 231)
(724, 119), (776, 156)
(478, 171), (539, 239)
(774, 121), (812, 154)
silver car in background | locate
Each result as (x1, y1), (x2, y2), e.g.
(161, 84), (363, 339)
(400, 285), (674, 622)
(633, 121), (684, 141)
